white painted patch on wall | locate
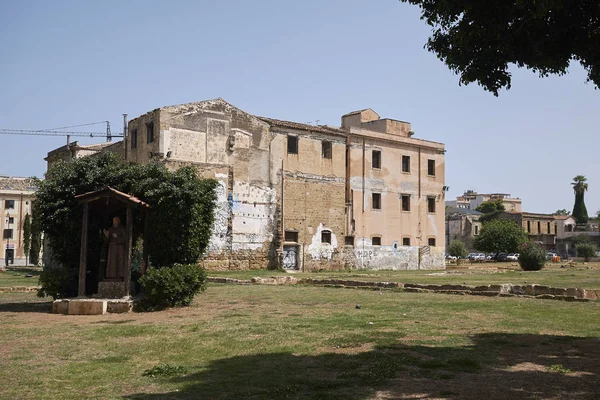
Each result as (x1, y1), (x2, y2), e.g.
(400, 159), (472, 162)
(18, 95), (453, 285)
(308, 223), (338, 260)
(208, 179), (229, 252)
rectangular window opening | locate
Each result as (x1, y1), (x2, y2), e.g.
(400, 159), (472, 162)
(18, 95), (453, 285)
(527, 221), (531, 233)
(321, 230), (332, 244)
(537, 221), (541, 233)
(401, 194), (411, 212)
(287, 135), (298, 154)
(402, 155), (410, 173)
(3, 229), (13, 239)
(321, 141), (332, 159)
(427, 197), (436, 213)
(345, 236), (354, 246)
(372, 236), (381, 246)
(5, 200), (15, 209)
(474, 225), (479, 235)
(547, 222), (551, 234)
(372, 193), (382, 210)
(131, 129), (138, 149)
(428, 238), (436, 246)
(8, 217), (14, 225)
(372, 150), (381, 169)
(402, 237), (410, 246)
(146, 122), (154, 144)
(428, 159), (435, 176)
(285, 231), (298, 242)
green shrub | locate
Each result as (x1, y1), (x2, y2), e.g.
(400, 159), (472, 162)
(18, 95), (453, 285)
(139, 264), (207, 309)
(518, 242), (546, 271)
(575, 243), (597, 262)
(448, 240), (468, 258)
(37, 267), (78, 299)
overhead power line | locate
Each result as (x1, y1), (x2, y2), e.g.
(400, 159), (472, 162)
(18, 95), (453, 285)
(39, 121), (110, 131)
(0, 129), (123, 138)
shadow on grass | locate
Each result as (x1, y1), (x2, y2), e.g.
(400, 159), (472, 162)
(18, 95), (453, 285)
(124, 333), (600, 400)
(0, 300), (51, 313)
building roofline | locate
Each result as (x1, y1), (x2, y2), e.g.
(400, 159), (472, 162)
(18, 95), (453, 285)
(257, 116), (348, 137)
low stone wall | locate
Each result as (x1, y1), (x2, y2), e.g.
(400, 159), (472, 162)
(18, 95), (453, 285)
(206, 277), (600, 302)
(0, 286), (40, 293)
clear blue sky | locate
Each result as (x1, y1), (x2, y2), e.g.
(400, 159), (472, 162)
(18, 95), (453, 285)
(1, 0), (598, 215)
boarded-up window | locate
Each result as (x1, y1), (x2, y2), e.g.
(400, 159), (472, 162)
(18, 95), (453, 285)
(285, 231), (298, 242)
(130, 129), (138, 149)
(372, 150), (381, 169)
(287, 136), (298, 154)
(372, 193), (381, 210)
(402, 155), (410, 173)
(146, 122), (154, 144)
(372, 236), (381, 246)
(321, 230), (332, 244)
(322, 141), (332, 159)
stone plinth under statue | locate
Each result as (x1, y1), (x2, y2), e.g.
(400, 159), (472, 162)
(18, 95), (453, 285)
(51, 187), (150, 315)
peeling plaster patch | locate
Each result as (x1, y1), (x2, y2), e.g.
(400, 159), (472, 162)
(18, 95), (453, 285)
(208, 179), (229, 251)
(284, 171), (344, 183)
(215, 173), (228, 179)
(350, 177), (385, 191)
(353, 238), (445, 270)
(308, 223), (338, 260)
(400, 181), (416, 192)
(231, 181), (276, 250)
(428, 214), (438, 236)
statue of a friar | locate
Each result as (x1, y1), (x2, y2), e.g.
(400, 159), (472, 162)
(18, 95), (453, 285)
(103, 216), (126, 280)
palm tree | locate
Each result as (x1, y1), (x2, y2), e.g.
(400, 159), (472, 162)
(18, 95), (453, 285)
(571, 175), (589, 224)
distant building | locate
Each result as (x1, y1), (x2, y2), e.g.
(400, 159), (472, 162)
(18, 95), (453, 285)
(446, 190), (522, 212)
(494, 211), (556, 250)
(554, 215), (600, 257)
(0, 176), (38, 265)
(445, 206), (483, 250)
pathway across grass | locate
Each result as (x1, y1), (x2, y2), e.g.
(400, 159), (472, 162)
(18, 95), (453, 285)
(1, 284), (599, 399)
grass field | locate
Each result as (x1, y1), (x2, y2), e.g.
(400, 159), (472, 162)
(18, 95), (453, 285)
(1, 284), (599, 399)
(210, 262), (600, 289)
(0, 267), (41, 287)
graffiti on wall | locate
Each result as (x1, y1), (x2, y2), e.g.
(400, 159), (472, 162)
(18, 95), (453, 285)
(308, 223), (338, 260)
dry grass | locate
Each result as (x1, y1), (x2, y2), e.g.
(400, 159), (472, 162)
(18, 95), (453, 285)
(1, 284), (599, 399)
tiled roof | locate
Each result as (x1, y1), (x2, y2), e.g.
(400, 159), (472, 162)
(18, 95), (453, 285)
(445, 206), (483, 216)
(257, 116), (347, 137)
(76, 186), (150, 208)
(0, 176), (38, 191)
(553, 215), (572, 220)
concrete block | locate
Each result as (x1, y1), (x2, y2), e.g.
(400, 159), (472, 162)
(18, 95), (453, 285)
(107, 300), (133, 313)
(52, 300), (69, 315)
(67, 300), (107, 315)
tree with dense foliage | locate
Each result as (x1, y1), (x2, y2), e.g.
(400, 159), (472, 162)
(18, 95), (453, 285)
(448, 239), (468, 259)
(576, 243), (597, 262)
(400, 0), (600, 95)
(571, 175), (589, 224)
(34, 153), (217, 299)
(554, 209), (569, 216)
(519, 242), (546, 271)
(475, 199), (505, 214)
(22, 213), (31, 265)
(29, 203), (42, 266)
(474, 220), (528, 254)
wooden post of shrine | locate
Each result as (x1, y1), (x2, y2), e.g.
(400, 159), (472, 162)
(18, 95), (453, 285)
(123, 205), (133, 297)
(78, 202), (89, 297)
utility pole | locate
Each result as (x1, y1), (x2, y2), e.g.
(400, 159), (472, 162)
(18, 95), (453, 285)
(106, 121), (112, 142)
(5, 212), (10, 267)
(123, 114), (128, 161)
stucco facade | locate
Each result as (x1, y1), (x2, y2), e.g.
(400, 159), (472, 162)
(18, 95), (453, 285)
(0, 177), (38, 265)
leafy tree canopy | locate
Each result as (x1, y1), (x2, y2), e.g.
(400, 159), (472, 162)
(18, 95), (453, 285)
(34, 153), (218, 298)
(474, 219), (528, 254)
(400, 0), (600, 95)
(554, 209), (569, 216)
(475, 199), (505, 214)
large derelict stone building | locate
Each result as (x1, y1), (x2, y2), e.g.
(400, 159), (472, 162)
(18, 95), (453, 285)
(47, 99), (446, 271)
